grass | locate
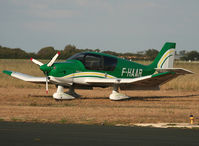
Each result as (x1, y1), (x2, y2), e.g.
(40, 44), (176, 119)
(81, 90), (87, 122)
(0, 88), (198, 124)
(11, 117), (22, 122)
(30, 102), (37, 106)
(59, 118), (68, 124)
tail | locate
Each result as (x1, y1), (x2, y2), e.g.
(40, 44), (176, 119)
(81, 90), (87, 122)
(149, 42), (176, 69)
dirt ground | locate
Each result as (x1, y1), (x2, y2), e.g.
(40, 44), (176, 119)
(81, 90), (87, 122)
(0, 87), (199, 125)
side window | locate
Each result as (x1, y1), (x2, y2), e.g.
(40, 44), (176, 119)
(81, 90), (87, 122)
(84, 54), (103, 70)
(68, 53), (117, 71)
(104, 56), (117, 71)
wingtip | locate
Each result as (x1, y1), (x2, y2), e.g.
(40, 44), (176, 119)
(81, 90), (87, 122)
(57, 51), (61, 55)
(2, 70), (12, 76)
(30, 57), (33, 61)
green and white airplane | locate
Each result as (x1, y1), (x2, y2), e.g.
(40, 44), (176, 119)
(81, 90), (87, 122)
(3, 42), (193, 100)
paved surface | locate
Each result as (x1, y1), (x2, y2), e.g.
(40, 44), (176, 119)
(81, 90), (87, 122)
(0, 121), (199, 146)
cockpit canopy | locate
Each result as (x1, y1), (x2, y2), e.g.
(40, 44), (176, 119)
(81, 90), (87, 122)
(67, 52), (117, 71)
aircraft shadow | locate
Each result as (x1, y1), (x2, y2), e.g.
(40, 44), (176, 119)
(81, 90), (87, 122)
(80, 94), (199, 101)
(28, 94), (199, 101)
(127, 94), (199, 101)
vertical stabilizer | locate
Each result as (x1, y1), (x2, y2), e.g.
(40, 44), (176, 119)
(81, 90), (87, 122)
(149, 42), (176, 69)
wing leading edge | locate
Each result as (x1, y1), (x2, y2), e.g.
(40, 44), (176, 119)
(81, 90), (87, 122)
(3, 70), (47, 84)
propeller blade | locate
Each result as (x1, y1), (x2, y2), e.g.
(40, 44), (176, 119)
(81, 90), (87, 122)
(31, 58), (44, 66)
(46, 76), (48, 94)
(47, 52), (60, 67)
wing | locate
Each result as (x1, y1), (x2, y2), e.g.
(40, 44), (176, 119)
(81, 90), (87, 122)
(3, 70), (47, 84)
(85, 71), (187, 90)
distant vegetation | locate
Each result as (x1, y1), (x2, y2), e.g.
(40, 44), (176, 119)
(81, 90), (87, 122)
(0, 45), (199, 61)
(179, 50), (199, 61)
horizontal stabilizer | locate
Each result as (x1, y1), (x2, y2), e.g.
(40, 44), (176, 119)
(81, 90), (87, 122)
(155, 68), (194, 74)
(3, 70), (47, 84)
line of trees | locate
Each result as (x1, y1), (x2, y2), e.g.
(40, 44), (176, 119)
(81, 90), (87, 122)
(179, 50), (199, 61)
(0, 45), (199, 61)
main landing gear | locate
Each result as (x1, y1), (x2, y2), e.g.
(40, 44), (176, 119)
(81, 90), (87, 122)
(53, 85), (80, 100)
(53, 84), (130, 101)
(109, 84), (130, 101)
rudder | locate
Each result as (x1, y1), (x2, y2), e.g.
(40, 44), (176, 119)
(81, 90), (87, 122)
(149, 42), (176, 69)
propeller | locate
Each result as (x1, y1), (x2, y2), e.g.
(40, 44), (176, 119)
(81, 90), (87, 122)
(47, 52), (60, 67)
(30, 52), (60, 94)
(30, 58), (43, 66)
(46, 76), (48, 94)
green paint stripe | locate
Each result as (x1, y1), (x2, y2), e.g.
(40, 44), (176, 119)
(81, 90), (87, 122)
(2, 70), (12, 76)
(152, 72), (171, 78)
(160, 54), (173, 68)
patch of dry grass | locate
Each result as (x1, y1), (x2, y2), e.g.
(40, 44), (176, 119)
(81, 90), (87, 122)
(0, 88), (199, 125)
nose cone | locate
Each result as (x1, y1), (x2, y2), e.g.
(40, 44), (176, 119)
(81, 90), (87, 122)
(40, 64), (52, 73)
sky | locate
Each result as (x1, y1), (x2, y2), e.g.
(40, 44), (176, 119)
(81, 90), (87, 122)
(0, 0), (199, 53)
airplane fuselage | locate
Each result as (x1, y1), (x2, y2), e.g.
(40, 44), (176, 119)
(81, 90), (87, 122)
(46, 52), (156, 87)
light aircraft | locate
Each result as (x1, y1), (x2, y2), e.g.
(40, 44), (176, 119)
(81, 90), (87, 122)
(3, 42), (193, 100)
